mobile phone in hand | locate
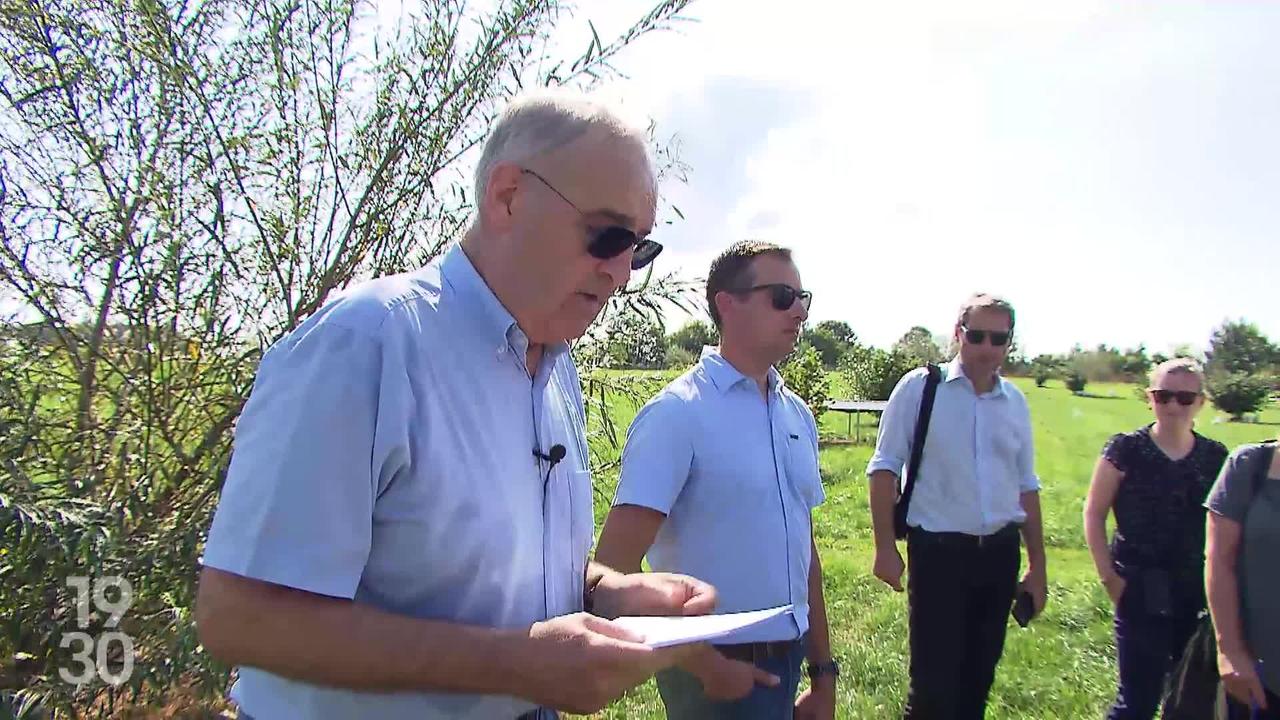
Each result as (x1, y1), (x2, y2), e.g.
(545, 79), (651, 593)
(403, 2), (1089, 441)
(1012, 590), (1035, 628)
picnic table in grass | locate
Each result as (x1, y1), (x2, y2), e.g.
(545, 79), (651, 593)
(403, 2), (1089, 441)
(825, 399), (888, 443)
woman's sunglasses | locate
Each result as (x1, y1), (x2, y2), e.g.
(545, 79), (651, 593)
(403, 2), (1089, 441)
(1149, 389), (1201, 406)
(732, 283), (813, 312)
(521, 169), (663, 270)
(961, 327), (1011, 347)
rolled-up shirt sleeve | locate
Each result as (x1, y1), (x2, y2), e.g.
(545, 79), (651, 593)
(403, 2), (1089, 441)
(803, 407), (826, 507)
(1015, 394), (1041, 493)
(202, 321), (394, 600)
(866, 370), (924, 478)
(612, 394), (694, 515)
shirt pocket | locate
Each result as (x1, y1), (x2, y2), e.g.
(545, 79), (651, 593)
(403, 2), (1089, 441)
(786, 436), (823, 509)
(990, 412), (1026, 458)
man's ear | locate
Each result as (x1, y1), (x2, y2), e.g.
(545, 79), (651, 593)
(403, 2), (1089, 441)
(713, 291), (734, 327)
(479, 163), (523, 232)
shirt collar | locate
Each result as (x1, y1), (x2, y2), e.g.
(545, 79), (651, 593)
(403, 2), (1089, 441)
(699, 346), (782, 394)
(944, 356), (1006, 397)
(440, 243), (569, 361)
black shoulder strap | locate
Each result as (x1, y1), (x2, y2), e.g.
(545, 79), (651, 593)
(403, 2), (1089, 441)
(900, 364), (942, 507)
(1251, 441), (1277, 503)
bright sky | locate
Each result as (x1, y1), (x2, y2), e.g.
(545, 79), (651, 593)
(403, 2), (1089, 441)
(568, 0), (1280, 357)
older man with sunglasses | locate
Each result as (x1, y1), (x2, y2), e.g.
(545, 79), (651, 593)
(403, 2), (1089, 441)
(195, 91), (715, 720)
(867, 293), (1047, 720)
(595, 240), (837, 720)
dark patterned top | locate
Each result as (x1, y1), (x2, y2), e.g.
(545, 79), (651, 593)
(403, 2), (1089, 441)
(1103, 425), (1229, 603)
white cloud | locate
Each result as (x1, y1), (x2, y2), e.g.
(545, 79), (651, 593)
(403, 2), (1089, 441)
(584, 0), (1280, 355)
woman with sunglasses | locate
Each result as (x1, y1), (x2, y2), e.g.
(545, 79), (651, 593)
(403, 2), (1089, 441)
(1084, 358), (1229, 720)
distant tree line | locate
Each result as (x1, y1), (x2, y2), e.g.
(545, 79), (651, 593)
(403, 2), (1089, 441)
(602, 316), (1278, 424)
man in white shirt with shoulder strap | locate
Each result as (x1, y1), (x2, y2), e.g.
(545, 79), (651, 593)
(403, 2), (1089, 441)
(867, 293), (1048, 720)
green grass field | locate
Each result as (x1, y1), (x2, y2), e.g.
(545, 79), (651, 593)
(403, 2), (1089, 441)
(573, 375), (1279, 719)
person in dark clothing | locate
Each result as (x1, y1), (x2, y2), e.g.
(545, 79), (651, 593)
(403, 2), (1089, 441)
(1207, 440), (1280, 719)
(1084, 357), (1229, 720)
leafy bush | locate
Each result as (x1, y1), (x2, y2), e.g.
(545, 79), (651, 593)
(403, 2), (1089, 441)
(1207, 372), (1275, 420)
(840, 346), (920, 401)
(0, 0), (693, 713)
(781, 344), (830, 421)
(1033, 367), (1053, 387)
(667, 321), (718, 356)
(1031, 354), (1058, 388)
(665, 345), (697, 370)
(1064, 369), (1088, 394)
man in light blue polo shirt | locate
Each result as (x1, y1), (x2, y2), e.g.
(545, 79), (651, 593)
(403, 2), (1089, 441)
(867, 293), (1048, 720)
(194, 91), (717, 720)
(595, 240), (837, 720)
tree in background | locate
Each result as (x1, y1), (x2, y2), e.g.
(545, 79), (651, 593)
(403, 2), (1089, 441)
(0, 0), (695, 712)
(815, 320), (858, 347)
(780, 343), (830, 422)
(893, 326), (946, 366)
(841, 345), (919, 401)
(1055, 343), (1154, 384)
(1065, 366), (1089, 394)
(1032, 354), (1059, 388)
(1207, 373), (1274, 421)
(668, 319), (718, 353)
(1170, 343), (1204, 362)
(1205, 320), (1278, 375)
(1002, 335), (1031, 376)
(602, 312), (668, 369)
(803, 320), (858, 369)
(1204, 319), (1278, 420)
(1119, 344), (1152, 380)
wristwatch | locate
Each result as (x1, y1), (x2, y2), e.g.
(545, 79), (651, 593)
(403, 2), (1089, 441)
(806, 659), (840, 681)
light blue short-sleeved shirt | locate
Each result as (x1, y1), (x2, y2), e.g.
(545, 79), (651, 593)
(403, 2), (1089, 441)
(201, 244), (593, 719)
(866, 357), (1039, 536)
(612, 347), (825, 642)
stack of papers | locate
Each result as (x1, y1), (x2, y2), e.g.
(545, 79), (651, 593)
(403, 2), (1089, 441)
(611, 604), (793, 648)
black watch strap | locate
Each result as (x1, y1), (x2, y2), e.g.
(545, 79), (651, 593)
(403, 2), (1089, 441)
(806, 659), (840, 680)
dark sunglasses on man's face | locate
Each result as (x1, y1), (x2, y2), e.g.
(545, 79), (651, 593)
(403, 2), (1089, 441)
(961, 327), (1011, 347)
(733, 284), (813, 312)
(1149, 389), (1201, 406)
(521, 169), (663, 270)
(586, 226), (663, 270)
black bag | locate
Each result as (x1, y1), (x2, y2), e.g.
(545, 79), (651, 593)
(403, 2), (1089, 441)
(1162, 441), (1276, 719)
(1162, 614), (1226, 720)
(894, 364), (942, 540)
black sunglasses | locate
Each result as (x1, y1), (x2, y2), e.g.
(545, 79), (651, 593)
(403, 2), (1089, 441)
(961, 327), (1011, 347)
(1149, 389), (1201, 406)
(521, 169), (662, 270)
(732, 284), (813, 312)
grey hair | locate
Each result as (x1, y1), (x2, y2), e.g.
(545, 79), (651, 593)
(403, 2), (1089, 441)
(473, 89), (651, 202)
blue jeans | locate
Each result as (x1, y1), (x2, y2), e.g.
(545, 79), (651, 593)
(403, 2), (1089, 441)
(655, 637), (807, 720)
(1106, 600), (1200, 720)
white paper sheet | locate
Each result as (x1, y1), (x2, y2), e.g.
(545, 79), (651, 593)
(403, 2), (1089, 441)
(610, 605), (793, 648)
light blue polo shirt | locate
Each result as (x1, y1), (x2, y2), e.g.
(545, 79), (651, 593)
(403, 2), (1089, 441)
(612, 347), (825, 642)
(201, 244), (593, 719)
